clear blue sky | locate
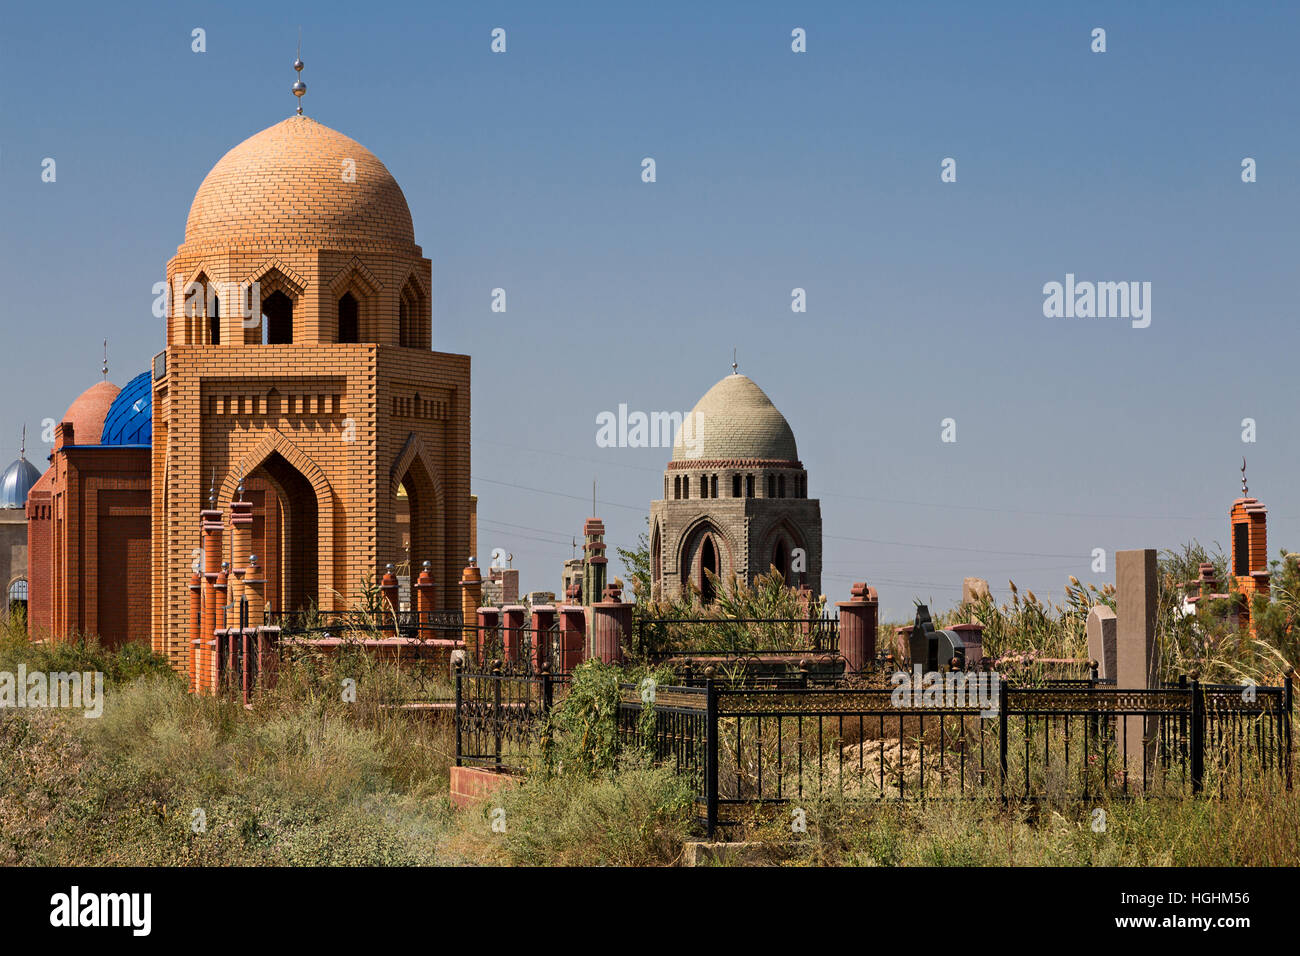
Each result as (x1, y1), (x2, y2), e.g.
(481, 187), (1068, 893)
(2, 1), (1297, 620)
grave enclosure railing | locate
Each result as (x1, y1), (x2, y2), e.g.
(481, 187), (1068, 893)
(455, 661), (1293, 836)
(266, 607), (465, 641)
(454, 659), (567, 773)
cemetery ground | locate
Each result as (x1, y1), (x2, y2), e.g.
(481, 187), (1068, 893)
(2, 544), (1297, 867)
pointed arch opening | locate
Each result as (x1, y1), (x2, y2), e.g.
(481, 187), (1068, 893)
(338, 292), (359, 343)
(251, 451), (318, 614)
(390, 433), (447, 603)
(398, 276), (427, 348)
(700, 536), (718, 605)
(261, 290), (294, 344)
(651, 524), (662, 592)
(772, 538), (790, 584)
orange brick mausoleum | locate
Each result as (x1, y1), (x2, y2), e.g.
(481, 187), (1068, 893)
(25, 105), (472, 686)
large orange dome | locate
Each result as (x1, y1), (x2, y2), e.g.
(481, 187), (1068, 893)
(182, 115), (416, 251)
(62, 381), (120, 445)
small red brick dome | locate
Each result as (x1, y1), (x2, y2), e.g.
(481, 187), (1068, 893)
(62, 381), (120, 445)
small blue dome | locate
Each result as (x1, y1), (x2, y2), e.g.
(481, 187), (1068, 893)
(100, 371), (152, 446)
(0, 456), (40, 509)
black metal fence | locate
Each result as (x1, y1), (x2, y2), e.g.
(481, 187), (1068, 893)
(454, 662), (1292, 834)
(679, 675), (1293, 834)
(454, 660), (565, 773)
(266, 607), (464, 640)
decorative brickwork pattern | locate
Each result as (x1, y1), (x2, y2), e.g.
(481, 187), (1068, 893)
(153, 114), (471, 678)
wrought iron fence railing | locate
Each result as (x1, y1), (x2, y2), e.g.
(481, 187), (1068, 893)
(454, 662), (1293, 836)
(265, 608), (465, 640)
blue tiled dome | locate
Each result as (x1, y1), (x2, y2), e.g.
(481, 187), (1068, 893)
(100, 371), (152, 446)
(0, 456), (40, 509)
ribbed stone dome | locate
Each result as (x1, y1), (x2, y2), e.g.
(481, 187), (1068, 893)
(671, 374), (799, 463)
(183, 115), (416, 250)
(61, 381), (120, 446)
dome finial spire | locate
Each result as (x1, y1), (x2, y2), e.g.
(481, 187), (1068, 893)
(19, 425), (25, 460)
(732, 348), (738, 375)
(102, 339), (108, 381)
(1241, 456), (1249, 496)
(292, 29), (307, 115)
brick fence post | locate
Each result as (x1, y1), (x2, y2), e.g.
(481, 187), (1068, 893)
(415, 560), (436, 635)
(836, 581), (878, 673)
(460, 558), (482, 660)
(381, 563), (400, 635)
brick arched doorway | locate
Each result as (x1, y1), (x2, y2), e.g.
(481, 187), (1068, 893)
(252, 451), (319, 615)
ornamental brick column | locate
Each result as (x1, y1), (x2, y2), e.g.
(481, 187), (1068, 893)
(589, 583), (630, 664)
(501, 605), (526, 665)
(214, 563), (229, 691)
(188, 572), (202, 695)
(415, 560), (436, 634)
(558, 605), (586, 672)
(476, 607), (500, 666)
(243, 555), (266, 622)
(460, 559), (482, 660)
(229, 495), (254, 612)
(199, 507), (224, 695)
(530, 604), (556, 671)
(215, 563), (229, 631)
(381, 563), (400, 635)
(836, 582), (879, 673)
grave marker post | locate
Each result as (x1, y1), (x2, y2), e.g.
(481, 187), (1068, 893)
(1116, 549), (1158, 789)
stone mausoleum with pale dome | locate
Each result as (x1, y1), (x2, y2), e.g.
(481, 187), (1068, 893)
(649, 372), (822, 603)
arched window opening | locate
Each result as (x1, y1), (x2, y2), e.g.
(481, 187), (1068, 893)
(711, 475), (718, 498)
(700, 536), (718, 605)
(746, 475), (755, 498)
(8, 578), (28, 622)
(673, 476), (680, 500)
(399, 280), (426, 349)
(699, 476), (707, 498)
(778, 475), (786, 498)
(394, 480), (412, 583)
(261, 291), (293, 344)
(731, 474), (741, 498)
(338, 293), (359, 343)
(209, 295), (221, 345)
(399, 297), (411, 346)
(772, 540), (789, 584)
